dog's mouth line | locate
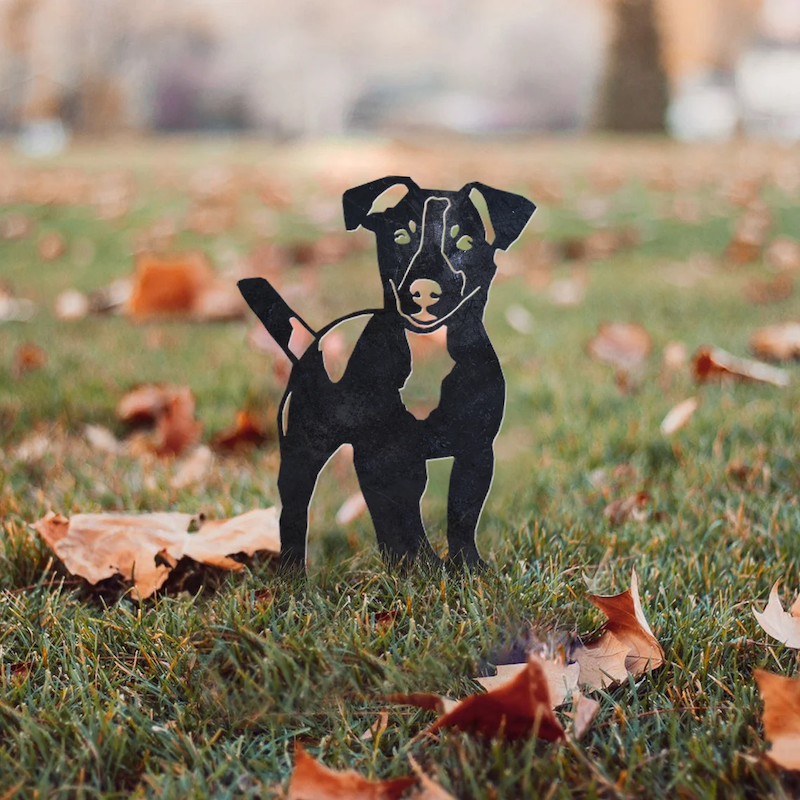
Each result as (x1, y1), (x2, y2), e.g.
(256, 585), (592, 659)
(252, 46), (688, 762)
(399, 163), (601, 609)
(389, 279), (481, 330)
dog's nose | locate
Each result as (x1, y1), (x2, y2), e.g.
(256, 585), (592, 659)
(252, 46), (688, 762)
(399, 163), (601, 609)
(410, 279), (442, 320)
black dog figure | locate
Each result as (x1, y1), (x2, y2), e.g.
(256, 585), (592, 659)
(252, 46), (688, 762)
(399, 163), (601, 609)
(239, 176), (535, 573)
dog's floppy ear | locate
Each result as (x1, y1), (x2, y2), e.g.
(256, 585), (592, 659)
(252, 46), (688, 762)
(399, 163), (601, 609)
(463, 182), (536, 251)
(343, 176), (419, 232)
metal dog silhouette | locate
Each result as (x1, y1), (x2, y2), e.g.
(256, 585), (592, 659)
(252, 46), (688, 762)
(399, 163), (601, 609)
(239, 176), (535, 573)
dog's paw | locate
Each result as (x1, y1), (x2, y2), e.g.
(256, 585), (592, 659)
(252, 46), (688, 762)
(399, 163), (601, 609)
(446, 550), (488, 575)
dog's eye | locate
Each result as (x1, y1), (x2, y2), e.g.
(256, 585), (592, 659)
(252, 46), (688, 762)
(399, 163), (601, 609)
(456, 235), (473, 251)
(394, 229), (411, 245)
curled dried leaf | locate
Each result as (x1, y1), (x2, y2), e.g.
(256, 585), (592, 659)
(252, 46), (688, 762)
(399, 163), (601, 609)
(752, 581), (800, 649)
(692, 346), (790, 388)
(584, 569), (664, 676)
(749, 322), (800, 362)
(660, 397), (699, 435)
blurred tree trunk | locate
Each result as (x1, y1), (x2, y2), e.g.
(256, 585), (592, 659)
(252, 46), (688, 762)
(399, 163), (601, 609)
(595, 0), (669, 132)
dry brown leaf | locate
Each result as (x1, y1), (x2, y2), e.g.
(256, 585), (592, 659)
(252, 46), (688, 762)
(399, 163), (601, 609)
(117, 384), (202, 458)
(391, 657), (565, 742)
(603, 492), (651, 526)
(572, 631), (630, 690)
(692, 346), (790, 388)
(475, 659), (579, 708)
(287, 745), (414, 800)
(335, 492), (368, 526)
(570, 692), (600, 740)
(37, 232), (66, 262)
(211, 411), (269, 453)
(33, 507), (279, 600)
(12, 342), (46, 378)
(754, 669), (800, 771)
(584, 570), (664, 676)
(126, 251), (214, 319)
(745, 273), (793, 306)
(752, 581), (800, 649)
(725, 203), (772, 265)
(407, 756), (457, 800)
(171, 446), (214, 490)
(0, 211), (34, 240)
(587, 322), (652, 371)
(749, 322), (800, 362)
(660, 397), (699, 435)
(360, 710), (389, 742)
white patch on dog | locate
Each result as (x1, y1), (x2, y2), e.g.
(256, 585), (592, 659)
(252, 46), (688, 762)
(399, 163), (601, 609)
(319, 314), (372, 383)
(400, 326), (454, 420)
(281, 392), (292, 435)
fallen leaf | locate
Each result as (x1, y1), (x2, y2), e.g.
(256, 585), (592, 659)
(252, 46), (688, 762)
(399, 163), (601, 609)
(0, 285), (35, 322)
(360, 710), (389, 742)
(660, 397), (699, 435)
(692, 346), (790, 388)
(765, 237), (800, 272)
(12, 342), (46, 378)
(570, 692), (600, 740)
(126, 252), (244, 321)
(287, 745), (414, 800)
(475, 659), (579, 708)
(752, 581), (800, 649)
(505, 304), (534, 334)
(572, 631), (630, 689)
(33, 507), (280, 600)
(117, 384), (202, 457)
(37, 232), (66, 261)
(84, 424), (122, 455)
(431, 656), (565, 741)
(749, 322), (800, 362)
(392, 657), (565, 742)
(0, 211), (34, 240)
(725, 203), (772, 265)
(745, 273), (793, 306)
(754, 669), (800, 771)
(211, 411), (269, 452)
(662, 341), (688, 372)
(171, 445), (214, 490)
(603, 492), (651, 525)
(587, 322), (652, 371)
(336, 492), (368, 526)
(407, 756), (457, 800)
(55, 289), (90, 321)
(582, 569), (664, 676)
(548, 276), (586, 307)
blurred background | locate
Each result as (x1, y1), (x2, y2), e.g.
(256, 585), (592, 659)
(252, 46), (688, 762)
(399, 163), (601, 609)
(1, 0), (799, 562)
(1, 0), (799, 146)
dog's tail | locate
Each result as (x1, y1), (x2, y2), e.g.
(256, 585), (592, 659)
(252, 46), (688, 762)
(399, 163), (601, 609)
(238, 277), (316, 363)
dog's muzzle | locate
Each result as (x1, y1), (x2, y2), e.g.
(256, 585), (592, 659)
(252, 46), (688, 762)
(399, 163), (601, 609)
(391, 197), (479, 330)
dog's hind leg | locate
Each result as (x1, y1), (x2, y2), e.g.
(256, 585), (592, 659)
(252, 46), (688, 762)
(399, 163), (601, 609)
(277, 438), (336, 573)
(445, 447), (494, 571)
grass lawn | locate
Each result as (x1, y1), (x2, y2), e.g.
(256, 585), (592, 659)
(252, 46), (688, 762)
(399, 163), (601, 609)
(0, 136), (799, 798)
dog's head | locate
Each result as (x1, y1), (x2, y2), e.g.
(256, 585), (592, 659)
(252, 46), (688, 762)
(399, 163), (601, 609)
(343, 176), (535, 333)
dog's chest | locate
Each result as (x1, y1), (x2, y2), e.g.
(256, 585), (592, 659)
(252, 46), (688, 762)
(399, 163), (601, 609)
(399, 326), (455, 420)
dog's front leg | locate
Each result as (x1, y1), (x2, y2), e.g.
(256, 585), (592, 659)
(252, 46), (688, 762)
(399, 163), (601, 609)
(445, 447), (494, 571)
